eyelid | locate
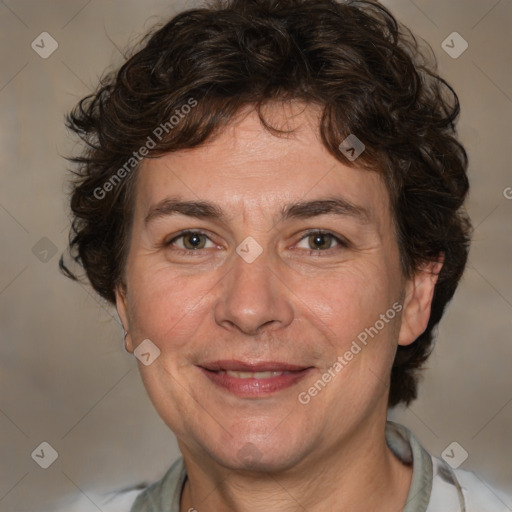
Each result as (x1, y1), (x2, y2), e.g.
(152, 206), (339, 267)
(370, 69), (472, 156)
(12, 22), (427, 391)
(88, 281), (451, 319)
(295, 229), (350, 251)
(164, 229), (350, 254)
(165, 230), (218, 250)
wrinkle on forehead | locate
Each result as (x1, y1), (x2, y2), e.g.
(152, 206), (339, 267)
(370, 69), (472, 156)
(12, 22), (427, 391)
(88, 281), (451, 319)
(133, 102), (392, 240)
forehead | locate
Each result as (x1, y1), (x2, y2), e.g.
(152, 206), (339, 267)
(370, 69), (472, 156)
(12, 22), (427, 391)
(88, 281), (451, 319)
(134, 103), (391, 229)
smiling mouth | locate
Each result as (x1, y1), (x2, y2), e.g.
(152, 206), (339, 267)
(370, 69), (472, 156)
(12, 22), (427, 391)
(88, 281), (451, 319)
(199, 361), (312, 397)
(219, 370), (292, 379)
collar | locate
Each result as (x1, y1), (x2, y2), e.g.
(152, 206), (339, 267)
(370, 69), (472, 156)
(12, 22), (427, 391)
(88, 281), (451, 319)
(385, 421), (433, 511)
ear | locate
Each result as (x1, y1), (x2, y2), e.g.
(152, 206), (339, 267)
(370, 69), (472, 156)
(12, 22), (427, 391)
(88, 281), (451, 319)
(398, 257), (444, 347)
(115, 285), (134, 353)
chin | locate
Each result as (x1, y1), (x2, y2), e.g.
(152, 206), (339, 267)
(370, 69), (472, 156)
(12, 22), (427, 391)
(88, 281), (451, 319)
(203, 432), (311, 474)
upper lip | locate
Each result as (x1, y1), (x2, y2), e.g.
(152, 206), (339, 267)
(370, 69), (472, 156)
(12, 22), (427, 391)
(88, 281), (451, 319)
(200, 360), (311, 372)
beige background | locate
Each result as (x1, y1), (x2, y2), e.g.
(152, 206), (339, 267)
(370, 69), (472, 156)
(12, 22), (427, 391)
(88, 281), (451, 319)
(0, 0), (511, 510)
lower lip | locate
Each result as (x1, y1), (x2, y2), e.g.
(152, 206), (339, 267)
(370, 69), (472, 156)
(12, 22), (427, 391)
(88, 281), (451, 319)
(200, 368), (312, 398)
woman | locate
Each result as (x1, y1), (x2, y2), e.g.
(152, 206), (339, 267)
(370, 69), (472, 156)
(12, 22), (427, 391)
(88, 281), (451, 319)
(60, 0), (511, 510)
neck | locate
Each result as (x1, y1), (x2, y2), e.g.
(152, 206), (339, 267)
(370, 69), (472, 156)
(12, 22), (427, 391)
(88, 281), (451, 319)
(179, 419), (412, 512)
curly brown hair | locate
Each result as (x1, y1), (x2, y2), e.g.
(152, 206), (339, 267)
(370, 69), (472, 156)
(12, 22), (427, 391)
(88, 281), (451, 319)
(60, 0), (471, 407)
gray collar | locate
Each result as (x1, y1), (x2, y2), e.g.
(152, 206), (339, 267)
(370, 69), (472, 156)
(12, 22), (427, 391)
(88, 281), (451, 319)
(385, 421), (433, 512)
(129, 456), (186, 511)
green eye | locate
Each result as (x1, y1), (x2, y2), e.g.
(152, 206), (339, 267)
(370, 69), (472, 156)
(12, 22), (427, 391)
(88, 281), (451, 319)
(308, 232), (334, 250)
(181, 232), (207, 250)
(297, 230), (347, 252)
(166, 231), (214, 251)
(165, 229), (348, 257)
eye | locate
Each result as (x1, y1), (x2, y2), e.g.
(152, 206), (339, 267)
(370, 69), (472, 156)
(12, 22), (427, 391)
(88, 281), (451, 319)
(295, 230), (348, 253)
(166, 230), (216, 252)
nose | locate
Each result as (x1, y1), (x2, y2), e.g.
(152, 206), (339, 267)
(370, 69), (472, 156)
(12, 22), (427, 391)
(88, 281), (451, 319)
(213, 246), (294, 336)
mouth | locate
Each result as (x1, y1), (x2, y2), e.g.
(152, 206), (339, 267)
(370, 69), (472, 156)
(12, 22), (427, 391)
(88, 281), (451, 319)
(199, 360), (313, 398)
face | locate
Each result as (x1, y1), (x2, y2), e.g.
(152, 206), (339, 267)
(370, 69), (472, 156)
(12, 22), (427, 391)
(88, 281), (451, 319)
(116, 102), (438, 473)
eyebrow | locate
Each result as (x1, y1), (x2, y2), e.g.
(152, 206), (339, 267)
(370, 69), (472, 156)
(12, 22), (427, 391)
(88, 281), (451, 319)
(144, 196), (371, 226)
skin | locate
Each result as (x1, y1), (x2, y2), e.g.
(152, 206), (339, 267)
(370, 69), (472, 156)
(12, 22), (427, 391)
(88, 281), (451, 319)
(116, 102), (441, 511)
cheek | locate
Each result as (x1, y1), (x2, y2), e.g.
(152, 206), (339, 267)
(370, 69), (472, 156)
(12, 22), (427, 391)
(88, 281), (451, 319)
(311, 267), (401, 400)
(306, 261), (398, 341)
(126, 266), (215, 350)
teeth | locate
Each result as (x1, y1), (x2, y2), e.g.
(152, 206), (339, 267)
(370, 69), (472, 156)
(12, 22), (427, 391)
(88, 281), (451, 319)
(223, 370), (286, 379)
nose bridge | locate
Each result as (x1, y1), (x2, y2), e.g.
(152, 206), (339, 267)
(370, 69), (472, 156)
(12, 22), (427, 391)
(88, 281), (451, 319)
(213, 241), (293, 334)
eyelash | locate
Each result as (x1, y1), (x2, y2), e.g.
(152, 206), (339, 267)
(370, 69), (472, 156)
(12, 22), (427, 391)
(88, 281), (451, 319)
(164, 229), (349, 257)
